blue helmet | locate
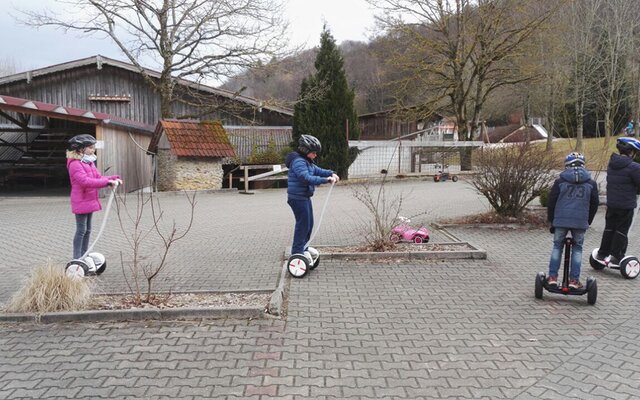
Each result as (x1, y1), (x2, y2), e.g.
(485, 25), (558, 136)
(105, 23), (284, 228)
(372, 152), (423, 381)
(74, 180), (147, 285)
(616, 137), (640, 155)
(565, 152), (585, 167)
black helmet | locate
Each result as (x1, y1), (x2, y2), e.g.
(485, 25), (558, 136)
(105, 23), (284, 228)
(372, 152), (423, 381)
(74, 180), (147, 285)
(68, 134), (97, 151)
(298, 134), (322, 155)
(616, 137), (640, 155)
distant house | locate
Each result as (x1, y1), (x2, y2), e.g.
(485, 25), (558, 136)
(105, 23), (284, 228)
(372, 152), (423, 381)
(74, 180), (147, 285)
(148, 120), (235, 191)
(358, 108), (457, 141)
(482, 124), (549, 144)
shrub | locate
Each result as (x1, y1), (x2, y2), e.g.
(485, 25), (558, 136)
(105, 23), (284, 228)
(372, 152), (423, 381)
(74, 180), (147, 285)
(539, 187), (551, 207)
(472, 143), (556, 217)
(5, 262), (94, 313)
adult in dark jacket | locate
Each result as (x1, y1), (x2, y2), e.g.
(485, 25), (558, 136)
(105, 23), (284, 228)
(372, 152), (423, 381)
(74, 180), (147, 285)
(285, 135), (339, 265)
(547, 152), (599, 289)
(596, 137), (640, 265)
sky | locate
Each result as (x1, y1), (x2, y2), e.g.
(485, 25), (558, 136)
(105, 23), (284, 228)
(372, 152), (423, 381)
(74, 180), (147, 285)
(1, 0), (378, 74)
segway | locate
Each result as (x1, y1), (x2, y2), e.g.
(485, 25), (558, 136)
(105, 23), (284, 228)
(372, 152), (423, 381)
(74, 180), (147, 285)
(287, 182), (334, 278)
(535, 237), (598, 305)
(65, 181), (120, 279)
(589, 249), (640, 279)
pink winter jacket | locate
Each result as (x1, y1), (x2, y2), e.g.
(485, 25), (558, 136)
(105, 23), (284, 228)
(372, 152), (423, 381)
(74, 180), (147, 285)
(66, 151), (120, 214)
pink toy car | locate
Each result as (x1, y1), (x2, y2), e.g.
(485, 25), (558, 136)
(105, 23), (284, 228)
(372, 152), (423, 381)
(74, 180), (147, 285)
(390, 217), (430, 244)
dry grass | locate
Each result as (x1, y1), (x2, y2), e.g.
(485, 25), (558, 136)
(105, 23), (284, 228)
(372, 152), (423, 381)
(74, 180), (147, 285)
(441, 208), (548, 227)
(5, 261), (94, 314)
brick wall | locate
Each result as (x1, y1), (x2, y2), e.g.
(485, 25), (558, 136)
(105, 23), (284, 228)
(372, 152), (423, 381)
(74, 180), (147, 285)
(157, 149), (223, 191)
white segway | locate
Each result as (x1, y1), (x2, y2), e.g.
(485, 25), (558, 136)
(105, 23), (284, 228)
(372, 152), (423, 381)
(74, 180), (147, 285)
(65, 180), (120, 279)
(287, 183), (333, 278)
(589, 203), (640, 280)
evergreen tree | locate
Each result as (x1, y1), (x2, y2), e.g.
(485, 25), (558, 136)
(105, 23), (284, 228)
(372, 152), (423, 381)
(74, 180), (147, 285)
(292, 26), (360, 178)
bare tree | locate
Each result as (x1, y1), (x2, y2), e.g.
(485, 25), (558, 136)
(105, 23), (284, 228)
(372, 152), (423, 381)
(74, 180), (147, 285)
(367, 0), (558, 169)
(18, 0), (289, 118)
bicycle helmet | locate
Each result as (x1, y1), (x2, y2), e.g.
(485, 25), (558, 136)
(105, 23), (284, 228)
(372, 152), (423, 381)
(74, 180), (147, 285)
(564, 152), (585, 167)
(298, 134), (322, 155)
(616, 137), (640, 155)
(68, 134), (97, 151)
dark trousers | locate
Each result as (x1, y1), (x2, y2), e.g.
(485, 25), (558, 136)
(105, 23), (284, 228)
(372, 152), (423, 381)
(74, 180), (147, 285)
(288, 198), (314, 255)
(73, 213), (93, 259)
(599, 207), (635, 260)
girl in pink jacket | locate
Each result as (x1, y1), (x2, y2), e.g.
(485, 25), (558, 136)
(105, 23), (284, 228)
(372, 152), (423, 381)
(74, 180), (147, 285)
(67, 134), (122, 259)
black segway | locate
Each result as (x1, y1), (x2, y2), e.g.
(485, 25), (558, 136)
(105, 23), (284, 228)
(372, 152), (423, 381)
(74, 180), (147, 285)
(535, 237), (598, 305)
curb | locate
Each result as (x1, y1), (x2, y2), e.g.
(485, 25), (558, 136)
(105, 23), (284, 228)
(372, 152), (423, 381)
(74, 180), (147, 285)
(268, 261), (288, 316)
(0, 306), (265, 324)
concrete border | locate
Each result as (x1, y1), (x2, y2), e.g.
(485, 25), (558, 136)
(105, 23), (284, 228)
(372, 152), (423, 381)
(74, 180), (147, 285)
(0, 305), (265, 324)
(316, 242), (486, 261)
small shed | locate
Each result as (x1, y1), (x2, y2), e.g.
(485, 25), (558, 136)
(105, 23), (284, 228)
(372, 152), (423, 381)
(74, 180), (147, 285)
(148, 120), (236, 191)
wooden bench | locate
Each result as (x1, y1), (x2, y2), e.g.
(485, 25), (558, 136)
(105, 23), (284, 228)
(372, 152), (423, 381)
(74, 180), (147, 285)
(233, 164), (288, 194)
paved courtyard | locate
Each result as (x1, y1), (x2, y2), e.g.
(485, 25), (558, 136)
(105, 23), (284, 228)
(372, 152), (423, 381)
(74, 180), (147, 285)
(2, 178), (640, 399)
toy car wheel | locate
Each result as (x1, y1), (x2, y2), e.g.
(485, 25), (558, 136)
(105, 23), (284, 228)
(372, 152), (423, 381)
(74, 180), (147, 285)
(413, 236), (424, 244)
(587, 277), (597, 305)
(589, 248), (606, 270)
(65, 260), (89, 279)
(389, 233), (401, 243)
(619, 256), (640, 279)
(309, 255), (320, 270)
(288, 255), (309, 278)
(535, 272), (545, 299)
(452, 175), (458, 182)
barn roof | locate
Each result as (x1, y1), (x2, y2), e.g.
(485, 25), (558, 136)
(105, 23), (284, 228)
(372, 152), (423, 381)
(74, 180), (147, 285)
(223, 126), (292, 164)
(0, 94), (155, 134)
(150, 120), (236, 158)
(0, 55), (293, 117)
(483, 124), (548, 143)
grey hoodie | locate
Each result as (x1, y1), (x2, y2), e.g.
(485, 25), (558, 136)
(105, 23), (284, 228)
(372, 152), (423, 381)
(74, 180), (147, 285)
(548, 166), (599, 230)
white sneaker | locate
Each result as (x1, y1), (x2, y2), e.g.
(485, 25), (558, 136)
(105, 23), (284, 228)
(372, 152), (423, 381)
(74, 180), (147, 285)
(84, 256), (97, 274)
(307, 247), (319, 262)
(303, 251), (314, 266)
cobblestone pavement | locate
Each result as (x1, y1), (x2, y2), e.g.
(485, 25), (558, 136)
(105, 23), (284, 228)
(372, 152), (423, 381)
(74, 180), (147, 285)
(3, 177), (640, 399)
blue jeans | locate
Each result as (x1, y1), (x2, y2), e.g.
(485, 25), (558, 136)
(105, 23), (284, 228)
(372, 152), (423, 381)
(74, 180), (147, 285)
(548, 227), (585, 281)
(73, 213), (93, 259)
(288, 198), (313, 255)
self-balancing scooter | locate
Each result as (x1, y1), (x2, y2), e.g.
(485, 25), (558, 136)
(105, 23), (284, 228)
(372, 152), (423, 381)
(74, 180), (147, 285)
(287, 182), (334, 278)
(588, 205), (640, 279)
(65, 181), (120, 278)
(535, 236), (598, 305)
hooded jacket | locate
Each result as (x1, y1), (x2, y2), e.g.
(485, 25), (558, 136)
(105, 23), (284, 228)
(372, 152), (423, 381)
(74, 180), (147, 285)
(285, 151), (333, 200)
(66, 151), (120, 214)
(548, 166), (599, 230)
(605, 153), (640, 209)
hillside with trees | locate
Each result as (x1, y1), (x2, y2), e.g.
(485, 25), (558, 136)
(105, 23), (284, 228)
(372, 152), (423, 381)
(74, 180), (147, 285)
(223, 0), (640, 150)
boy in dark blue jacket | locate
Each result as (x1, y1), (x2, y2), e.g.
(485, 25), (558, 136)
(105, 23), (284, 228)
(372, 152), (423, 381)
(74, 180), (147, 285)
(547, 152), (599, 288)
(595, 137), (640, 266)
(285, 134), (339, 265)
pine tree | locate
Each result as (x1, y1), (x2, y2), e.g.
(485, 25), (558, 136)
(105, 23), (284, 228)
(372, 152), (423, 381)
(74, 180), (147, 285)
(292, 26), (360, 178)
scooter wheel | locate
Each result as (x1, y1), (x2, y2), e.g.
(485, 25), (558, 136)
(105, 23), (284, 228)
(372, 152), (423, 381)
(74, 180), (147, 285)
(65, 260), (89, 279)
(96, 261), (107, 275)
(619, 256), (640, 279)
(433, 175), (439, 182)
(589, 248), (606, 270)
(452, 175), (458, 182)
(535, 272), (545, 299)
(288, 255), (309, 278)
(309, 255), (320, 270)
(587, 277), (597, 305)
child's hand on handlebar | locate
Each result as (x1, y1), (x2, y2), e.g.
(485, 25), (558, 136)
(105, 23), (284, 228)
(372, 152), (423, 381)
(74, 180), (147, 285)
(331, 173), (340, 183)
(108, 179), (123, 187)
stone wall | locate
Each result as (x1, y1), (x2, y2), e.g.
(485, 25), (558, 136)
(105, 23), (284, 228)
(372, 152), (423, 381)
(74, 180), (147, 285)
(157, 149), (224, 191)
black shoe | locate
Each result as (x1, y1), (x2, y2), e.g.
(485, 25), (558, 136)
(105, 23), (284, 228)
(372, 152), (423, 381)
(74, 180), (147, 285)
(609, 256), (620, 266)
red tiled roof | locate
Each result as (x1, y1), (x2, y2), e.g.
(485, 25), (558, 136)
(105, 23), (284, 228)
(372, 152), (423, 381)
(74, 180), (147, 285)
(151, 119), (236, 158)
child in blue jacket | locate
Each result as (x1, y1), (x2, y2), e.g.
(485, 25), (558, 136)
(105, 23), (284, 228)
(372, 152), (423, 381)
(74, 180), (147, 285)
(285, 134), (339, 264)
(547, 152), (599, 289)
(595, 137), (640, 266)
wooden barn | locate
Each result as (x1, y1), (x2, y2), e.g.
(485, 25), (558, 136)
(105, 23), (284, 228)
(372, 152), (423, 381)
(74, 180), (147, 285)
(358, 108), (456, 141)
(0, 94), (154, 192)
(0, 55), (293, 193)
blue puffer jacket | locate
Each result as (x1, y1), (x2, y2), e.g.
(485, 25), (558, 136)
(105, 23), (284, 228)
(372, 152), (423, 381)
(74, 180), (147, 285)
(606, 153), (640, 209)
(548, 166), (599, 229)
(285, 151), (334, 200)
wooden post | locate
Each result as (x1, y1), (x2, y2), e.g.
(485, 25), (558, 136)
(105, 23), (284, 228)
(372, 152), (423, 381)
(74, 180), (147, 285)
(244, 167), (249, 193)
